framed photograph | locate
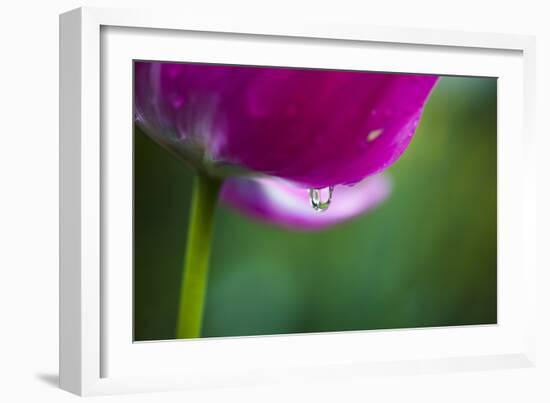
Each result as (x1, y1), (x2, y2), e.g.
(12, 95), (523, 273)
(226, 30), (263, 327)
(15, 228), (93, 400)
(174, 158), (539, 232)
(59, 7), (537, 396)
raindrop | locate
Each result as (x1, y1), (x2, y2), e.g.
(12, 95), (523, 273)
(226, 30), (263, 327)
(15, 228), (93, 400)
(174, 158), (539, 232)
(367, 128), (383, 142)
(308, 186), (334, 212)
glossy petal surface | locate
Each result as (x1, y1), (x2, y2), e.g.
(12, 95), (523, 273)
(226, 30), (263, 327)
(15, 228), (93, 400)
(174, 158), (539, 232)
(135, 62), (437, 188)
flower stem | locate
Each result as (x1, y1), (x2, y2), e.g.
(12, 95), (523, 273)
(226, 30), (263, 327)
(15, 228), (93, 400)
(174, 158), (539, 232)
(176, 173), (222, 339)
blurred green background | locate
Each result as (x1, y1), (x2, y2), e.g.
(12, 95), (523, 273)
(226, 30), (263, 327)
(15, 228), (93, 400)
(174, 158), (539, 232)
(134, 76), (497, 341)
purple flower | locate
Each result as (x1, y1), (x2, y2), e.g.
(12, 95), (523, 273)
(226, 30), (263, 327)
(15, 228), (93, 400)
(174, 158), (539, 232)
(135, 62), (437, 229)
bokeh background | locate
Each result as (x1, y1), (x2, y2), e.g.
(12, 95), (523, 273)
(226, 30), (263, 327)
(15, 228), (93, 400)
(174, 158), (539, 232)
(134, 75), (497, 341)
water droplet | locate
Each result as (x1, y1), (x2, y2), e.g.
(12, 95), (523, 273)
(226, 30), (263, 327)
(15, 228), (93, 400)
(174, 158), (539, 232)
(366, 128), (383, 142)
(308, 186), (334, 212)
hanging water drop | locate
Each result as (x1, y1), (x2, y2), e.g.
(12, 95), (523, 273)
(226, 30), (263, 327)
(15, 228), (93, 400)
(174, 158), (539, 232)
(308, 186), (334, 212)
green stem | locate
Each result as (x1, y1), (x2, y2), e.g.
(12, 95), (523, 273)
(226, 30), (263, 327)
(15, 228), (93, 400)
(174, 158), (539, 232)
(176, 173), (222, 339)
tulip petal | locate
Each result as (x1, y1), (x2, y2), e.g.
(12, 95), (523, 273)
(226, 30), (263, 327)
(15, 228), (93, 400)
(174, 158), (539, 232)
(221, 175), (391, 231)
(135, 62), (437, 188)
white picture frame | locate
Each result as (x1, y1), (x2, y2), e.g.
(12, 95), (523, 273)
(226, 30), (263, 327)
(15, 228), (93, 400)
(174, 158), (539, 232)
(59, 6), (537, 396)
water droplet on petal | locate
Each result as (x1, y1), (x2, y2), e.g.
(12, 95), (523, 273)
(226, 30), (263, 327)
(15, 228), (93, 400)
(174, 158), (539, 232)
(308, 186), (334, 212)
(367, 128), (383, 142)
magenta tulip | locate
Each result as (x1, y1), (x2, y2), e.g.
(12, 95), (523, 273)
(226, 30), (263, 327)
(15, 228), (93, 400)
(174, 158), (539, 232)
(135, 62), (437, 229)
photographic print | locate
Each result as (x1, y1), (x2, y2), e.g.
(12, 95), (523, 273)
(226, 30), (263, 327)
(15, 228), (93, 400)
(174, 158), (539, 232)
(133, 61), (496, 341)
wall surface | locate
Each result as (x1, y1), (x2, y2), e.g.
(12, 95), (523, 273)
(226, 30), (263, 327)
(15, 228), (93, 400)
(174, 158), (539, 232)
(1, 0), (548, 402)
